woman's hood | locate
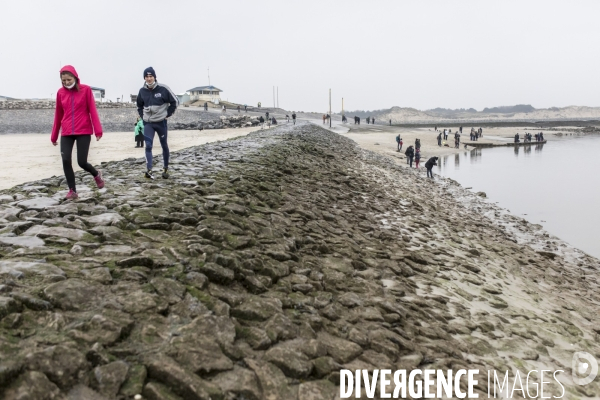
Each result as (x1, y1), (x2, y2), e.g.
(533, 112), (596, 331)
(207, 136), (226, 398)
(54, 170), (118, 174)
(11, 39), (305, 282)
(60, 65), (80, 83)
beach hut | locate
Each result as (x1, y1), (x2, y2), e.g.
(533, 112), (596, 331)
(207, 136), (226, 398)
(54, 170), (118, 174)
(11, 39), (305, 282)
(187, 85), (222, 104)
(90, 87), (105, 102)
(177, 92), (191, 104)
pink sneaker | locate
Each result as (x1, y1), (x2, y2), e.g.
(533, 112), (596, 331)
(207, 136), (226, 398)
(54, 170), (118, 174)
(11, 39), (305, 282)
(65, 189), (78, 200)
(94, 170), (105, 189)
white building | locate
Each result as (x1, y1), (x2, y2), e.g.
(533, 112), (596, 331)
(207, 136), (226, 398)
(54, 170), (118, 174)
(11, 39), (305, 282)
(187, 86), (222, 104)
(90, 87), (105, 102)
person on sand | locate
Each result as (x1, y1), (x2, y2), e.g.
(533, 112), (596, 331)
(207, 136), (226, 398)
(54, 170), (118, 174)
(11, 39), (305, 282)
(437, 132), (442, 146)
(415, 148), (421, 168)
(389, 119), (391, 126)
(405, 145), (414, 167)
(266, 111), (270, 121)
(204, 102), (208, 111)
(514, 133), (520, 143)
(415, 138), (421, 150)
(292, 112), (297, 125)
(237, 105), (240, 113)
(271, 117), (277, 125)
(51, 65), (105, 200)
(396, 134), (401, 151)
(259, 115), (265, 129)
(454, 131), (460, 148)
(372, 118), (375, 125)
(134, 117), (144, 148)
(425, 156), (438, 178)
(399, 137), (403, 151)
(137, 66), (179, 180)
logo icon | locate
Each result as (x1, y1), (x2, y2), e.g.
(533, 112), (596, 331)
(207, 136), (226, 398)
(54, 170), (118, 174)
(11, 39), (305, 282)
(572, 352), (598, 386)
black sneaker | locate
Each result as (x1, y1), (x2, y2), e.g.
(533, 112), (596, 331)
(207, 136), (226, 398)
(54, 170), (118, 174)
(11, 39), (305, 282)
(162, 168), (169, 179)
(145, 170), (155, 179)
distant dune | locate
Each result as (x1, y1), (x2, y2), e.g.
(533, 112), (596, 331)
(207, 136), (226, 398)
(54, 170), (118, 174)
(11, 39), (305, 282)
(345, 105), (600, 124)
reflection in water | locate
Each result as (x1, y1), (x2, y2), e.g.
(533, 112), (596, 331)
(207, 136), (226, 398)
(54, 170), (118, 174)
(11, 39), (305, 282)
(470, 148), (482, 163)
(437, 136), (600, 258)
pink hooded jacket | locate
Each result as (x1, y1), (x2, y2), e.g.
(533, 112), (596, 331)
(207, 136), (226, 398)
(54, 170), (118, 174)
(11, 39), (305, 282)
(51, 65), (103, 143)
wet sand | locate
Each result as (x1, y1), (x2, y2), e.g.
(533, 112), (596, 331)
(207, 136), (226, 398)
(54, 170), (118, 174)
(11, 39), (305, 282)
(0, 126), (261, 190)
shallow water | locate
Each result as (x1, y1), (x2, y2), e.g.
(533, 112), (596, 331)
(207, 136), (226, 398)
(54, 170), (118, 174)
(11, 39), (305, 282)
(437, 135), (600, 259)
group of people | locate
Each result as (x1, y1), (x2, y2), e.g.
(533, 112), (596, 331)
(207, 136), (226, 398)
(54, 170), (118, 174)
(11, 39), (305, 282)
(514, 132), (544, 143)
(402, 138), (438, 178)
(52, 65), (179, 199)
(469, 127), (483, 141)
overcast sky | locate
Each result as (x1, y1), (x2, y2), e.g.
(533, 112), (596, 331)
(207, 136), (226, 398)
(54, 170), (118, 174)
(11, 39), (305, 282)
(2, 0), (599, 112)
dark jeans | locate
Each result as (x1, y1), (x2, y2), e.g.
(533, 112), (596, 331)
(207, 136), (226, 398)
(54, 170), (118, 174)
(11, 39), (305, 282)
(135, 135), (144, 147)
(60, 134), (98, 191)
(408, 156), (413, 167)
(144, 120), (169, 170)
(427, 167), (433, 178)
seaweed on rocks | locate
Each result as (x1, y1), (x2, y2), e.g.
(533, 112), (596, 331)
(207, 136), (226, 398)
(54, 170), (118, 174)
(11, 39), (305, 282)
(0, 122), (598, 399)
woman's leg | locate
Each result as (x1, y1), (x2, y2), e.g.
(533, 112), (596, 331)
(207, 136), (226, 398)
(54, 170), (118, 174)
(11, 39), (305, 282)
(61, 136), (77, 190)
(75, 135), (98, 177)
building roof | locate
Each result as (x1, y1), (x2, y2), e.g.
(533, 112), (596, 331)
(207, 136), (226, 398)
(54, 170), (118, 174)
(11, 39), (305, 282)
(90, 87), (105, 92)
(0, 95), (17, 100)
(188, 85), (222, 92)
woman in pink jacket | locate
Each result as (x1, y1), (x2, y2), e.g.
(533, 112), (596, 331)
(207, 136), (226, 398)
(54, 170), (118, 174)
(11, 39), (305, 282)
(51, 65), (105, 199)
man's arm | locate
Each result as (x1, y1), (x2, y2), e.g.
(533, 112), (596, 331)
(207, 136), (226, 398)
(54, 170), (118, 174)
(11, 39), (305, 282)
(136, 89), (144, 119)
(160, 84), (179, 118)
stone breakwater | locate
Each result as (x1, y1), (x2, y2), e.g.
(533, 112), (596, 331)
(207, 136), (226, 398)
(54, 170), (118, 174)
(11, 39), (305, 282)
(0, 101), (136, 110)
(0, 108), (255, 134)
(0, 123), (599, 399)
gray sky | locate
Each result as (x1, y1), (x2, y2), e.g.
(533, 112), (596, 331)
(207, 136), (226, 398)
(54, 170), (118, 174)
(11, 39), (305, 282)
(2, 0), (600, 112)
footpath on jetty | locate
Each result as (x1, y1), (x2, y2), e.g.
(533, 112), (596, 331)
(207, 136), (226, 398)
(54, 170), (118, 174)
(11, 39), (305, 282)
(0, 123), (598, 399)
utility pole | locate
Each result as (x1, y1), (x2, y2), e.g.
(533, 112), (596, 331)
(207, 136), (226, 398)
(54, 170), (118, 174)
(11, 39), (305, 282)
(277, 86), (279, 108)
(273, 86), (275, 108)
(208, 67), (210, 86)
(329, 89), (332, 128)
(342, 97), (344, 120)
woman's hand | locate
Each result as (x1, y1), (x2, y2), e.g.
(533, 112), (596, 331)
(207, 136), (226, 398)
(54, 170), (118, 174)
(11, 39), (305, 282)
(96, 136), (102, 141)
(52, 142), (58, 146)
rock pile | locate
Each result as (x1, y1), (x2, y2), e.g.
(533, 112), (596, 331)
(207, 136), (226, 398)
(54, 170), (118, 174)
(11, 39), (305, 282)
(0, 100), (136, 110)
(0, 109), (221, 134)
(0, 123), (598, 399)
(170, 115), (259, 131)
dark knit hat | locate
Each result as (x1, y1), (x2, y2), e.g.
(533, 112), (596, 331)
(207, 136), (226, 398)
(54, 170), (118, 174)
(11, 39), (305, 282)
(143, 67), (156, 78)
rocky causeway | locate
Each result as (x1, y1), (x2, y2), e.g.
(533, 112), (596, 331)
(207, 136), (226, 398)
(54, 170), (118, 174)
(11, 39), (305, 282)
(0, 123), (598, 399)
(0, 106), (257, 134)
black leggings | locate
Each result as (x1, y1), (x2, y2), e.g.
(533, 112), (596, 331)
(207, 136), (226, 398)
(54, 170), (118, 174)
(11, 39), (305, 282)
(61, 135), (98, 191)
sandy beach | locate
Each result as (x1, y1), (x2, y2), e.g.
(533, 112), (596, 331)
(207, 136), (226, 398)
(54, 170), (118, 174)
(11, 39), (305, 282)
(0, 126), (261, 190)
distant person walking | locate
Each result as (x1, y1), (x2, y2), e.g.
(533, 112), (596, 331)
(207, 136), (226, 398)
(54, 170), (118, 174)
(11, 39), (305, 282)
(266, 111), (270, 121)
(134, 117), (144, 148)
(415, 138), (421, 151)
(137, 66), (179, 180)
(366, 117), (370, 124)
(259, 115), (265, 129)
(322, 114), (327, 124)
(425, 157), (438, 178)
(459, 126), (463, 133)
(51, 65), (105, 199)
(405, 145), (414, 167)
(437, 132), (442, 146)
(372, 118), (375, 124)
(237, 105), (240, 113)
(454, 132), (460, 148)
(286, 114), (290, 123)
(396, 134), (402, 151)
(204, 102), (208, 111)
(244, 104), (247, 112)
(292, 112), (297, 125)
(389, 119), (392, 126)
(222, 105), (226, 114)
(415, 149), (421, 168)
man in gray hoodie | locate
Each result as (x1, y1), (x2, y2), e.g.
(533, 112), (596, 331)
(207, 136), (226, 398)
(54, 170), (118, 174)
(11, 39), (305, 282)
(137, 67), (179, 179)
